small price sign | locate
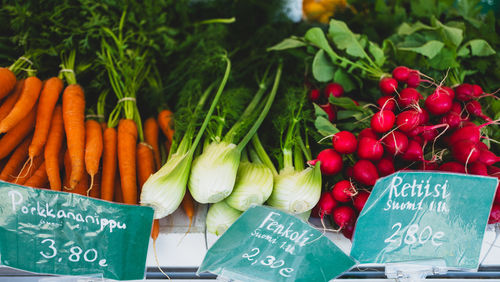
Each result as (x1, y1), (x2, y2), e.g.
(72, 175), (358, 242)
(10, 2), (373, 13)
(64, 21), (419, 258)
(0, 181), (154, 280)
(351, 172), (498, 270)
(199, 205), (355, 282)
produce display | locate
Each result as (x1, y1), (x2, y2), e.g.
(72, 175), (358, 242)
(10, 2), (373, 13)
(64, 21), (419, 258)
(0, 0), (498, 264)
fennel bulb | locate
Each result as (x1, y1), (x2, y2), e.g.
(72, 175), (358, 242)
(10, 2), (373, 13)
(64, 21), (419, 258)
(206, 201), (242, 235)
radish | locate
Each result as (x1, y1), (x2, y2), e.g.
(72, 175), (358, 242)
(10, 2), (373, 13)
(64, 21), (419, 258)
(468, 162), (488, 176)
(455, 83), (475, 101)
(377, 157), (395, 176)
(392, 66), (411, 82)
(319, 103), (336, 122)
(401, 139), (424, 161)
(371, 110), (396, 133)
(398, 88), (422, 108)
(425, 90), (453, 115)
(452, 139), (480, 164)
(406, 70), (420, 88)
(476, 142), (488, 151)
(316, 149), (343, 175)
(439, 162), (465, 173)
(418, 108), (430, 124)
(489, 204), (500, 224)
(465, 100), (492, 122)
(310, 89), (320, 101)
(358, 128), (378, 140)
(345, 166), (354, 179)
(377, 96), (396, 111)
(332, 180), (357, 203)
(450, 102), (462, 113)
(396, 110), (421, 132)
(383, 131), (409, 156)
(357, 137), (384, 161)
(341, 221), (356, 240)
(472, 84), (483, 97)
(332, 131), (358, 154)
(448, 120), (497, 145)
(478, 148), (499, 166)
(324, 83), (344, 99)
(317, 192), (338, 218)
(353, 190), (370, 212)
(353, 160), (379, 186)
(418, 161), (439, 171)
(379, 77), (398, 95)
(441, 112), (462, 128)
(495, 188), (500, 204)
(333, 206), (356, 228)
(440, 86), (455, 99)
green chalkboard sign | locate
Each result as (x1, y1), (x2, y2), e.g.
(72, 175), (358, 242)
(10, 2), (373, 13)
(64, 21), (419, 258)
(199, 205), (356, 282)
(351, 172), (498, 270)
(0, 181), (154, 280)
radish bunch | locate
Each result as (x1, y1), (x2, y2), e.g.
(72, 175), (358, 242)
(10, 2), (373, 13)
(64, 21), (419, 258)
(309, 82), (358, 122)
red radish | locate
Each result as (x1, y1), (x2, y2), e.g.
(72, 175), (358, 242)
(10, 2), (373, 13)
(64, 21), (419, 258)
(310, 89), (320, 101)
(425, 90), (453, 115)
(476, 142), (488, 151)
(332, 131), (358, 154)
(377, 96), (396, 111)
(418, 161), (439, 171)
(392, 66), (411, 82)
(396, 110), (421, 132)
(317, 192), (338, 218)
(316, 149), (343, 175)
(455, 83), (475, 101)
(439, 162), (465, 173)
(406, 71), (420, 88)
(418, 109), (430, 125)
(353, 160), (379, 186)
(401, 139), (424, 161)
(452, 139), (480, 164)
(377, 157), (395, 176)
(465, 100), (492, 122)
(350, 98), (360, 106)
(495, 188), (500, 204)
(468, 162), (488, 176)
(383, 131), (408, 156)
(371, 110), (395, 133)
(440, 86), (455, 99)
(441, 112), (462, 128)
(358, 128), (378, 140)
(353, 190), (370, 212)
(357, 137), (384, 161)
(478, 149), (499, 166)
(333, 206), (356, 228)
(341, 221), (356, 240)
(448, 121), (497, 145)
(489, 204), (500, 224)
(412, 135), (425, 145)
(472, 84), (483, 97)
(319, 103), (336, 122)
(398, 88), (422, 108)
(332, 180), (357, 203)
(379, 77), (398, 95)
(451, 102), (462, 113)
(421, 127), (439, 142)
(324, 83), (344, 99)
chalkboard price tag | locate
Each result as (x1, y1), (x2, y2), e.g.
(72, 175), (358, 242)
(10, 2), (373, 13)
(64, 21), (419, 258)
(199, 205), (356, 282)
(0, 181), (154, 280)
(351, 172), (498, 270)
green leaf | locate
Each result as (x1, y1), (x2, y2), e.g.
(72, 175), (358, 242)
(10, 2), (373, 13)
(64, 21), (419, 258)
(428, 47), (459, 70)
(328, 96), (363, 112)
(337, 110), (364, 121)
(313, 104), (339, 137)
(398, 40), (444, 59)
(328, 19), (368, 59)
(432, 19), (463, 47)
(267, 37), (306, 51)
(305, 28), (333, 53)
(468, 39), (496, 56)
(334, 69), (356, 92)
(397, 22), (435, 36)
(312, 50), (335, 82)
(457, 45), (470, 57)
(368, 42), (385, 67)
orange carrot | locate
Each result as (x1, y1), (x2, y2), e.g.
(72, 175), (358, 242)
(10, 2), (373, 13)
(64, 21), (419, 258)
(114, 174), (123, 203)
(181, 190), (195, 234)
(151, 219), (160, 241)
(157, 109), (174, 144)
(24, 161), (48, 188)
(0, 79), (24, 122)
(72, 172), (89, 196)
(0, 109), (36, 160)
(62, 84), (85, 189)
(117, 119), (137, 204)
(29, 77), (63, 159)
(84, 119), (103, 193)
(0, 76), (42, 133)
(144, 117), (161, 170)
(89, 169), (101, 198)
(101, 127), (117, 201)
(136, 142), (155, 191)
(0, 135), (32, 181)
(63, 149), (71, 189)
(45, 106), (64, 191)
(0, 68), (17, 99)
(15, 153), (43, 185)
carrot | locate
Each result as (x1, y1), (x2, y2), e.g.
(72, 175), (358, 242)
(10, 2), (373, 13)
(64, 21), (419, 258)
(114, 174), (123, 203)
(0, 135), (32, 181)
(181, 190), (195, 234)
(101, 126), (117, 201)
(144, 117), (161, 170)
(24, 161), (48, 188)
(136, 142), (155, 191)
(85, 119), (103, 193)
(63, 149), (71, 189)
(117, 119), (138, 204)
(151, 219), (160, 241)
(15, 153), (43, 185)
(89, 169), (101, 198)
(0, 68), (17, 99)
(0, 76), (42, 133)
(157, 109), (174, 144)
(45, 106), (65, 191)
(0, 109), (36, 160)
(29, 77), (63, 159)
(0, 79), (24, 122)
(62, 84), (86, 189)
(72, 172), (89, 196)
